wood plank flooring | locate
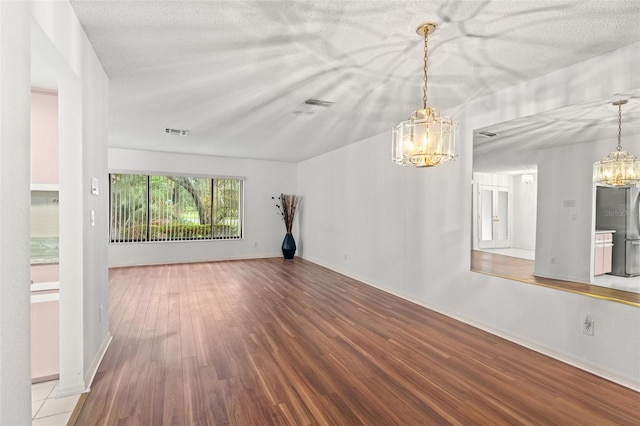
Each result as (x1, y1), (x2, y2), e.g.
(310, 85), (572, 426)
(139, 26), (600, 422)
(471, 250), (640, 306)
(74, 258), (640, 425)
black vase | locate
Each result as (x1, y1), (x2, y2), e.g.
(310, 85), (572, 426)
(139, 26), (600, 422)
(282, 232), (296, 259)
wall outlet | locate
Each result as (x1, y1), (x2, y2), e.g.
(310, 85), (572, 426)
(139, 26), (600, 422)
(582, 314), (594, 336)
(99, 305), (103, 323)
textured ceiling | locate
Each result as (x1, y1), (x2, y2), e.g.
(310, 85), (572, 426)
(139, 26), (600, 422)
(68, 0), (640, 162)
(474, 90), (640, 174)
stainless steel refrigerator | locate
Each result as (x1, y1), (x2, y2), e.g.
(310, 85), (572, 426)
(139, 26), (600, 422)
(595, 186), (640, 277)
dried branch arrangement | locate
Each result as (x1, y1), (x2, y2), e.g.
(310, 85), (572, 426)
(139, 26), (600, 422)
(272, 193), (299, 233)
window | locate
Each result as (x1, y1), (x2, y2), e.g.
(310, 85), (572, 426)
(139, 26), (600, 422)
(110, 174), (242, 243)
(31, 189), (59, 263)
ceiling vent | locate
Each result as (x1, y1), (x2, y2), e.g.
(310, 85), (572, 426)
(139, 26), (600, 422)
(478, 131), (498, 137)
(165, 128), (189, 136)
(304, 98), (334, 108)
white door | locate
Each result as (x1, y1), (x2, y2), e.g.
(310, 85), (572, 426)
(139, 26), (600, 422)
(478, 185), (511, 249)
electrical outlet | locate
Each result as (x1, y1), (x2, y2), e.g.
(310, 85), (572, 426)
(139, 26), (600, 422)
(582, 314), (594, 336)
(99, 305), (103, 323)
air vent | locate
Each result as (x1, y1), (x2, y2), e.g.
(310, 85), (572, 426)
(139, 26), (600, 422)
(304, 98), (334, 107)
(165, 128), (190, 136)
(478, 131), (498, 137)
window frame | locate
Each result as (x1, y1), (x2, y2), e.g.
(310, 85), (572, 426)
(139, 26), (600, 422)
(109, 172), (244, 243)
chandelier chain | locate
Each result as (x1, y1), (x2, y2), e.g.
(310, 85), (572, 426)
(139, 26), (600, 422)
(616, 102), (623, 152)
(422, 30), (428, 110)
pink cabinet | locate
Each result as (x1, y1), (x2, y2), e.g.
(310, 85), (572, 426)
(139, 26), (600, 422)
(31, 266), (59, 382)
(31, 90), (58, 185)
(594, 232), (614, 276)
(31, 290), (59, 382)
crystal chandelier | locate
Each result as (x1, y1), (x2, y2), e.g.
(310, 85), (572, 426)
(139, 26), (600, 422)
(593, 100), (640, 186)
(392, 22), (458, 167)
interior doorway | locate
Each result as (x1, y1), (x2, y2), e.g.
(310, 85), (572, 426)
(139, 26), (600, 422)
(478, 184), (511, 249)
(30, 89), (60, 384)
(472, 172), (537, 262)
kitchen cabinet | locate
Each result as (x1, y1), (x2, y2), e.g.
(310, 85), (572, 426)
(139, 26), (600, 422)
(31, 287), (59, 382)
(594, 230), (614, 276)
(31, 90), (58, 185)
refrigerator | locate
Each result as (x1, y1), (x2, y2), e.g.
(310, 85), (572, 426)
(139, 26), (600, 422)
(595, 186), (640, 277)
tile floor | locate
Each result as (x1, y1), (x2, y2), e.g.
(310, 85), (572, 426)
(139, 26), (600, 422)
(32, 380), (80, 425)
(592, 273), (640, 293)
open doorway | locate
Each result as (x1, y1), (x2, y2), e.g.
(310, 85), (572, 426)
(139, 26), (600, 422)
(29, 25), (73, 420)
(472, 171), (537, 261)
(30, 88), (60, 384)
(477, 184), (511, 249)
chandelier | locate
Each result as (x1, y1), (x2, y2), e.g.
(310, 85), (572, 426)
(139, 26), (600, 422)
(392, 22), (458, 167)
(593, 99), (640, 186)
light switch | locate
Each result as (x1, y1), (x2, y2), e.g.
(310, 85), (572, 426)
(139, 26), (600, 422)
(91, 177), (99, 195)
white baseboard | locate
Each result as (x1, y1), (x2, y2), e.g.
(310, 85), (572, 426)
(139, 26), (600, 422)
(56, 333), (112, 398)
(56, 382), (86, 398)
(533, 271), (589, 285)
(109, 254), (281, 268)
(83, 332), (113, 392)
(442, 312), (640, 393)
(299, 255), (640, 392)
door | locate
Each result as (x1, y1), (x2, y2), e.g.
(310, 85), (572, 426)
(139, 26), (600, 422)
(478, 185), (511, 249)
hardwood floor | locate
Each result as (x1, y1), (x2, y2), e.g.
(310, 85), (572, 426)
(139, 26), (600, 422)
(74, 258), (639, 425)
(471, 250), (640, 306)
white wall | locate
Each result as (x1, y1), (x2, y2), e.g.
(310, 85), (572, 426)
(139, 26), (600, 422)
(108, 148), (297, 266)
(512, 173), (537, 251)
(0, 3), (32, 424)
(535, 142), (596, 282)
(30, 0), (112, 397)
(534, 135), (640, 283)
(297, 42), (640, 390)
(1, 2), (110, 422)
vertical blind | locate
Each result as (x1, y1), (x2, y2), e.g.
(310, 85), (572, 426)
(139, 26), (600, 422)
(110, 174), (242, 243)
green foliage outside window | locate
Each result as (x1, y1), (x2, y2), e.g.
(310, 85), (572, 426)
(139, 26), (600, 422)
(110, 174), (242, 243)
